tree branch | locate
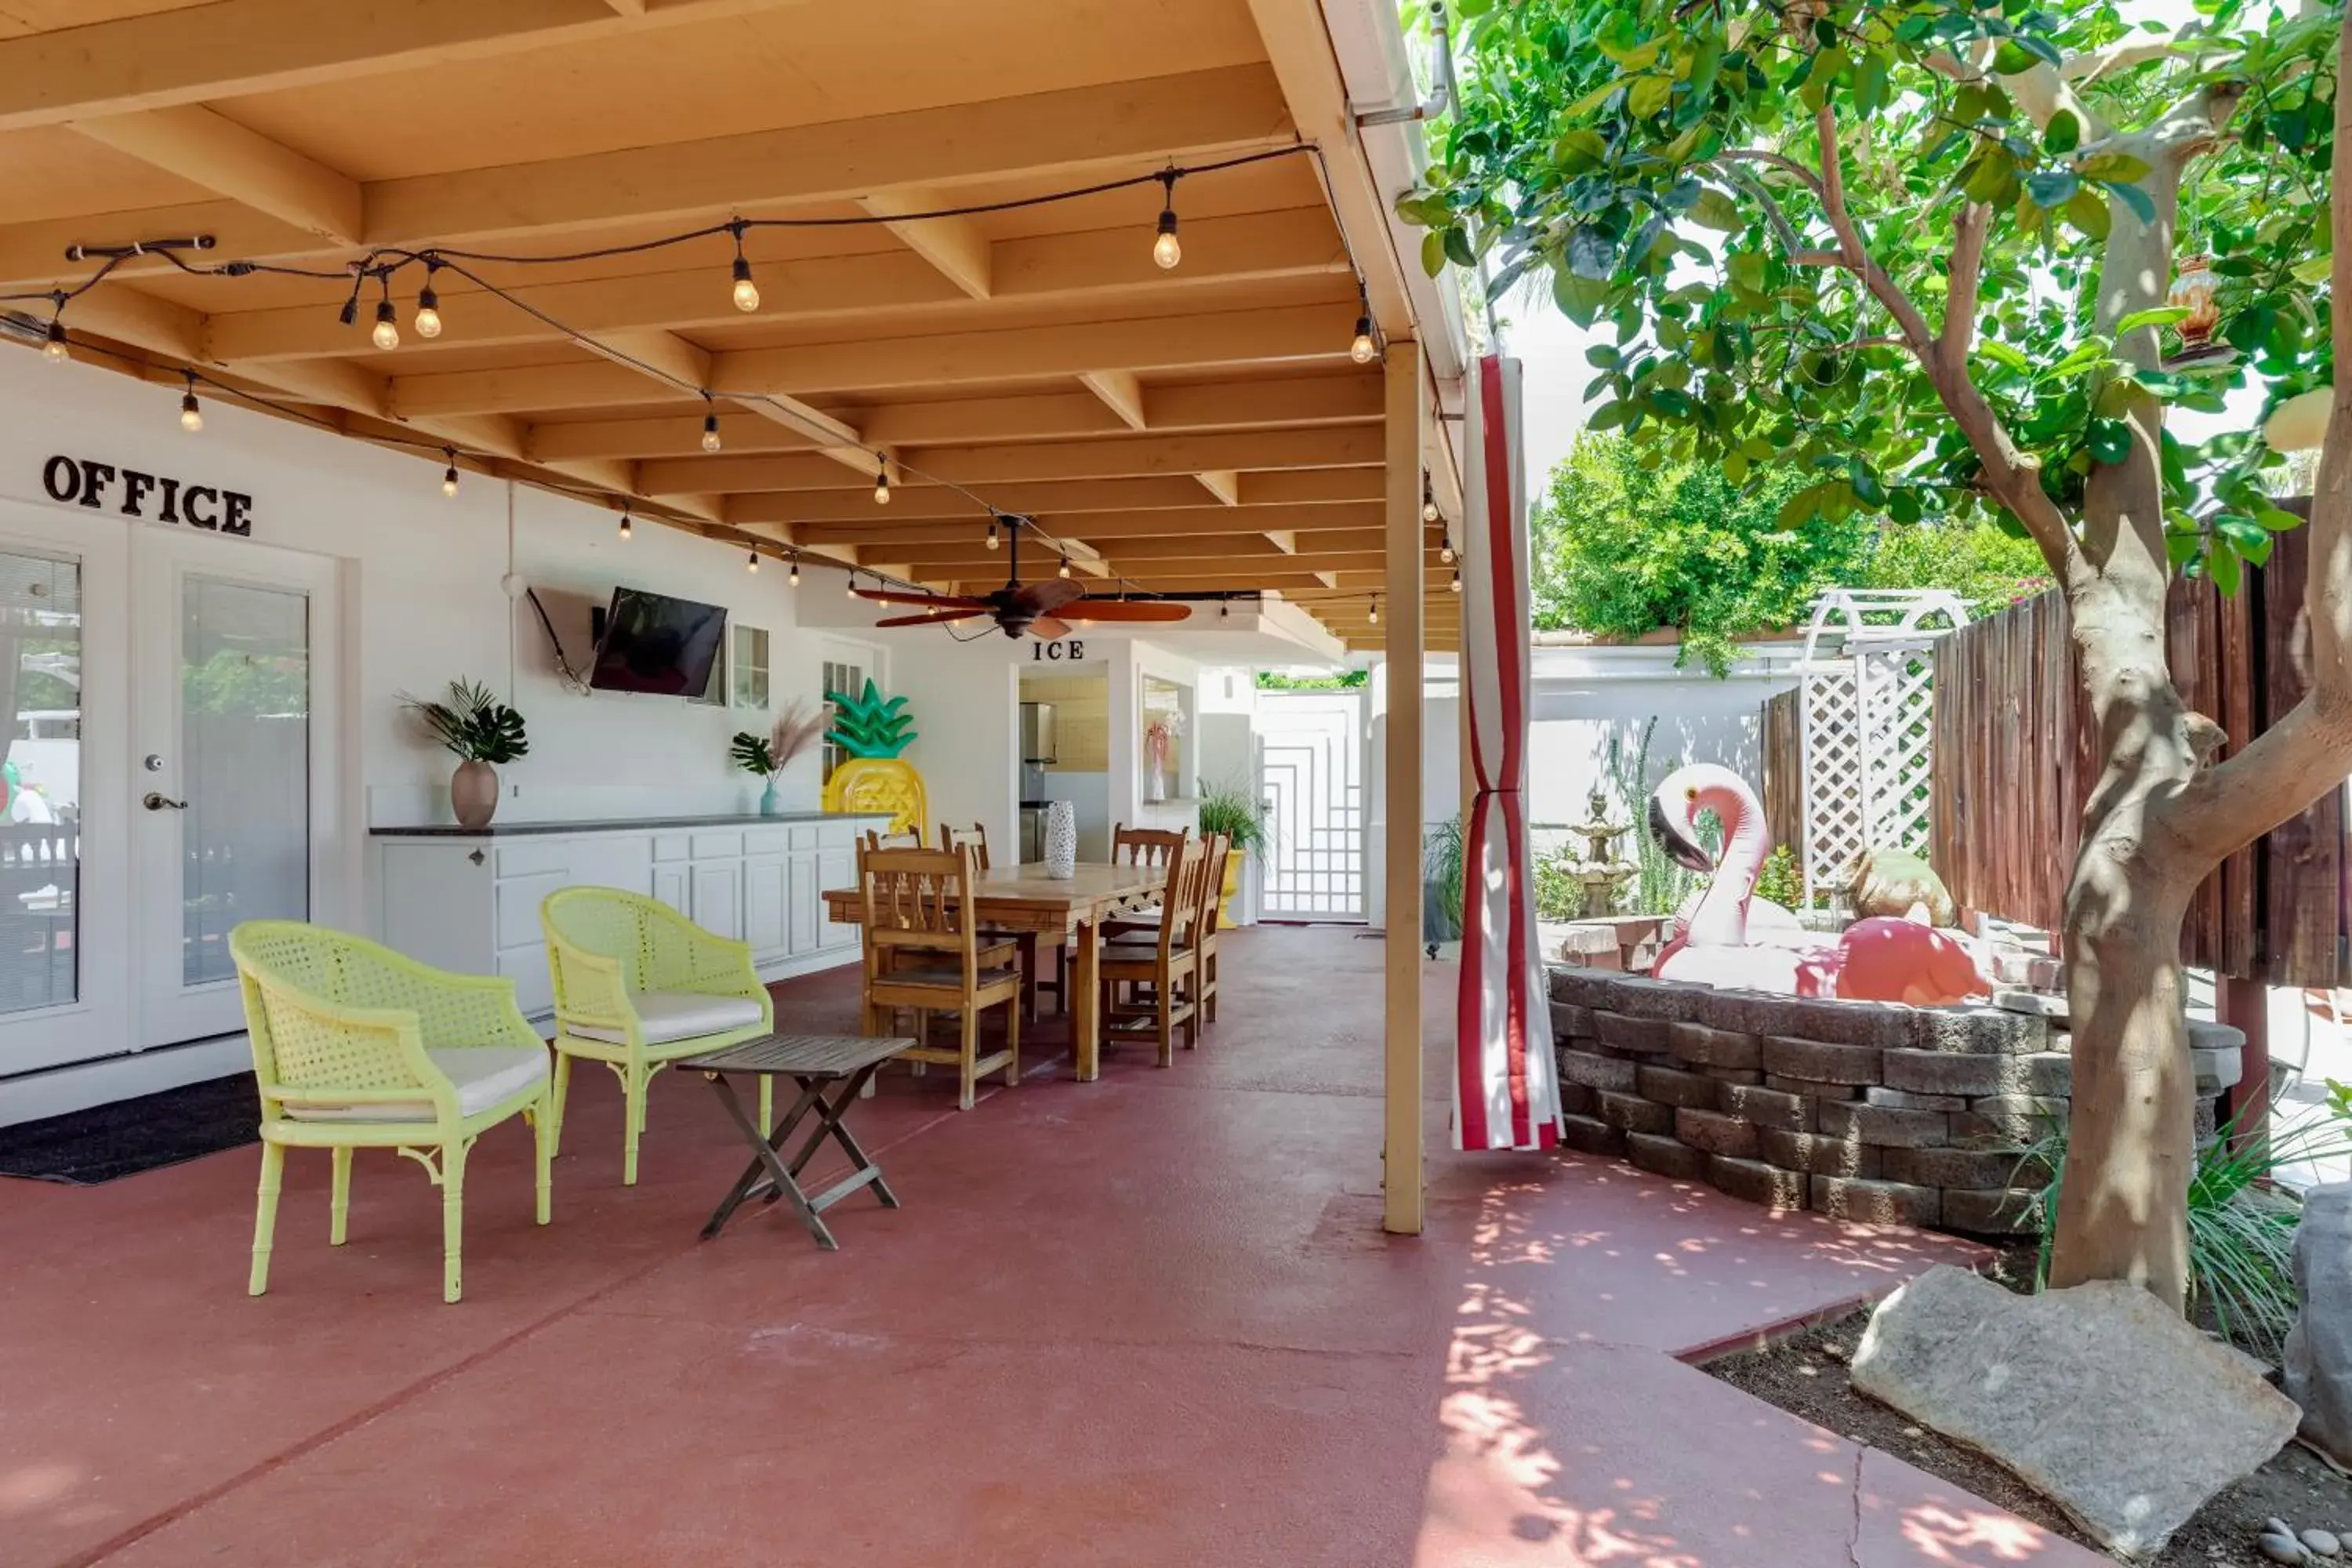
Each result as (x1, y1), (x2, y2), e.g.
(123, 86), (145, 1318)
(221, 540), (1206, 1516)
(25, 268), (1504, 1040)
(2154, 34), (2352, 862)
(1811, 105), (1938, 364)
(1941, 202), (1991, 366)
(1712, 146), (1827, 197)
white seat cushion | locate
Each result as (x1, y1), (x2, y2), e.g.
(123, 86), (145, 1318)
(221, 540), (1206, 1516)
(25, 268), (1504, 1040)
(284, 1045), (550, 1123)
(564, 989), (764, 1045)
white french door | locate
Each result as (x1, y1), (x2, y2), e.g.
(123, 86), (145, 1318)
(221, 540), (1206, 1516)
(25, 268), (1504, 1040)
(132, 532), (339, 1048)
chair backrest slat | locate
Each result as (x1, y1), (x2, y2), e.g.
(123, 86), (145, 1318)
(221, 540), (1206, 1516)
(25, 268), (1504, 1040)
(938, 822), (990, 871)
(1110, 823), (1186, 869)
(865, 827), (926, 851)
(1193, 832), (1231, 942)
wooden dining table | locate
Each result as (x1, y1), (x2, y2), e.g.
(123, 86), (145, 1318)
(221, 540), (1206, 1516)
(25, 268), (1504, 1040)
(820, 861), (1166, 1082)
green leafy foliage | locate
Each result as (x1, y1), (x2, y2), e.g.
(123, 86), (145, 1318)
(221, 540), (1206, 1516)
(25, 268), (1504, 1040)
(1255, 670), (1371, 690)
(730, 700), (826, 779)
(401, 679), (527, 765)
(1406, 0), (2336, 588)
(823, 679), (915, 760)
(1753, 842), (1804, 909)
(1532, 433), (2051, 673)
(1604, 717), (1718, 915)
(1425, 814), (1468, 940)
(1196, 777), (1273, 854)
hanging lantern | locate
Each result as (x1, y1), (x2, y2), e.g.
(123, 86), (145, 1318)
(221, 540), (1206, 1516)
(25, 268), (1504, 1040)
(2167, 254), (2220, 350)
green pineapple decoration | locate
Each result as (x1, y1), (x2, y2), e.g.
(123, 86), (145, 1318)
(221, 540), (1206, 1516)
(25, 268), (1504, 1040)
(819, 679), (926, 833)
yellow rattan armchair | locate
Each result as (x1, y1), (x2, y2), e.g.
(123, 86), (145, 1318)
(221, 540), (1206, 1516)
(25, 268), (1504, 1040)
(540, 886), (775, 1185)
(231, 920), (554, 1305)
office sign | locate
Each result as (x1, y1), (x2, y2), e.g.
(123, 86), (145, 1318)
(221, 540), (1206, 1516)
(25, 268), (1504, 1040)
(40, 454), (254, 536)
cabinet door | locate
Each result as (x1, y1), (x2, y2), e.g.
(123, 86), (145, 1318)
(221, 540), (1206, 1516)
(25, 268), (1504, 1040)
(652, 863), (690, 916)
(787, 851), (821, 956)
(691, 862), (744, 941)
(816, 846), (857, 950)
(743, 854), (789, 962)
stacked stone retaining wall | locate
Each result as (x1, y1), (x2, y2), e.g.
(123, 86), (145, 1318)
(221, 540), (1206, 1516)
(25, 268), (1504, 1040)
(1548, 966), (2245, 1234)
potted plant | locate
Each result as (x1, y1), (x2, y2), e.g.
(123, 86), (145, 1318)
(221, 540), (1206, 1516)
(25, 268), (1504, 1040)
(731, 700), (826, 817)
(1196, 778), (1270, 924)
(402, 678), (528, 829)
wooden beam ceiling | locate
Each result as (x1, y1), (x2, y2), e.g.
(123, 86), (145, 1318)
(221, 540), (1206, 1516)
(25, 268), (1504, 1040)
(1, 0), (1454, 636)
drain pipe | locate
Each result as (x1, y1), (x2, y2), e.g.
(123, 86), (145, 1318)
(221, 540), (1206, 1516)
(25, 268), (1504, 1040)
(1354, 2), (1454, 128)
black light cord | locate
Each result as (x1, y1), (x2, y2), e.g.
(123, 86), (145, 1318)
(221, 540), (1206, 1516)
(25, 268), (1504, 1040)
(5, 137), (1393, 602)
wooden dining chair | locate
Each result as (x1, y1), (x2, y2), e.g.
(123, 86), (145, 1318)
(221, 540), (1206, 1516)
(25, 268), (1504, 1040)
(1108, 823), (1188, 920)
(1098, 836), (1210, 1066)
(859, 844), (1021, 1110)
(1192, 833), (1232, 1025)
(941, 821), (1065, 1020)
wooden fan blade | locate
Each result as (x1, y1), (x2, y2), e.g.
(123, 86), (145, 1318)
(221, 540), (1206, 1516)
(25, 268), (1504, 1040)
(1064, 599), (1193, 622)
(856, 587), (989, 610)
(1009, 577), (1087, 615)
(1028, 616), (1071, 641)
(874, 609), (985, 628)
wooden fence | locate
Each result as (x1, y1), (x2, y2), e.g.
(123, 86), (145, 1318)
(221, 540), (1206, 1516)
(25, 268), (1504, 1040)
(1927, 523), (2344, 986)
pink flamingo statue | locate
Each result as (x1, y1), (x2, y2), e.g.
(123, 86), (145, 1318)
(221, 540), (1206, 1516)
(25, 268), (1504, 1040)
(1645, 763), (1987, 1005)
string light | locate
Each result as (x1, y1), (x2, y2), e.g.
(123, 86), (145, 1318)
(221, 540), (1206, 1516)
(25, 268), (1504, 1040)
(1439, 536), (1456, 565)
(746, 546), (760, 573)
(873, 458), (891, 506)
(1152, 170), (1182, 270)
(1450, 566), (1463, 595)
(729, 222), (760, 312)
(413, 263), (443, 339)
(178, 371), (202, 433)
(702, 405), (723, 453)
(1058, 551), (1073, 579)
(1368, 594), (1380, 626)
(985, 517), (1000, 550)
(372, 299), (400, 351)
(1421, 474), (1440, 524)
(845, 568), (858, 598)
(618, 504), (633, 540)
(788, 559), (800, 587)
(42, 315), (67, 364)
(441, 449), (460, 497)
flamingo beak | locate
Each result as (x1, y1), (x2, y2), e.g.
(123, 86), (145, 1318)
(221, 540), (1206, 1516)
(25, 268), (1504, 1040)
(1646, 792), (1715, 872)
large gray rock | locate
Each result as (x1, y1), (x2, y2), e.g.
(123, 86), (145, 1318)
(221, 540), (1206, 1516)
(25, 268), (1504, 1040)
(2285, 1183), (2352, 1468)
(1852, 1265), (2300, 1557)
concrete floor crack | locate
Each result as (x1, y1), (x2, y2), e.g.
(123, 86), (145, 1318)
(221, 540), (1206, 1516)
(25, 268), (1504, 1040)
(1845, 1443), (1866, 1568)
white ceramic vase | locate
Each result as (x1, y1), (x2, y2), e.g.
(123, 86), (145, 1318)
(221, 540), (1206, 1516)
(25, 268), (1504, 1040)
(1044, 800), (1077, 879)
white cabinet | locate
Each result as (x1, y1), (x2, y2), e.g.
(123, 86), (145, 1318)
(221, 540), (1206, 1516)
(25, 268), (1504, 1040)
(372, 815), (881, 1019)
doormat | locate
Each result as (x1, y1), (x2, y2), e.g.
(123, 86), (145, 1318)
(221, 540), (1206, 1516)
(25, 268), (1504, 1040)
(0, 1072), (258, 1185)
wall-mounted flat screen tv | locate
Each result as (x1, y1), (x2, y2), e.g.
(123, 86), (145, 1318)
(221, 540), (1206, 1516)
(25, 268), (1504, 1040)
(588, 586), (726, 696)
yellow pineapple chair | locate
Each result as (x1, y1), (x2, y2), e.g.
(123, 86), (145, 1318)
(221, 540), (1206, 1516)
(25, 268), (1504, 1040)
(230, 920), (554, 1305)
(540, 886), (775, 1185)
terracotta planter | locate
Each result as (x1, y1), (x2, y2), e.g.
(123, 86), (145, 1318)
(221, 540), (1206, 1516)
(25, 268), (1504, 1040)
(451, 759), (500, 829)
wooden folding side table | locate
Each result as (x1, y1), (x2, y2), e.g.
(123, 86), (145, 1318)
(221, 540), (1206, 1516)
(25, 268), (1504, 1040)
(681, 1033), (913, 1249)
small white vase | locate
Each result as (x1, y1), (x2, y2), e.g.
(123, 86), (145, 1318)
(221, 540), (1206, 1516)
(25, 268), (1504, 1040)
(1044, 800), (1077, 879)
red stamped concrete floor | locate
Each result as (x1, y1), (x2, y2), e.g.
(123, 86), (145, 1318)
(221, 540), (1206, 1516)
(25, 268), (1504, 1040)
(0, 927), (2101, 1567)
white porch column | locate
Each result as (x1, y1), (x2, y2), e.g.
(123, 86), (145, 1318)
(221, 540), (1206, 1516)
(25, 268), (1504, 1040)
(1382, 340), (1425, 1236)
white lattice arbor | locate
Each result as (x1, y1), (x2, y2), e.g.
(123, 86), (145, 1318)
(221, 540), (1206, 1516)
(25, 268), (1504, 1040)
(1796, 589), (1969, 905)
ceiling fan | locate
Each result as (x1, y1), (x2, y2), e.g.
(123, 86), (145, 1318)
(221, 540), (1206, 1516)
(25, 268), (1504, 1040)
(855, 516), (1192, 640)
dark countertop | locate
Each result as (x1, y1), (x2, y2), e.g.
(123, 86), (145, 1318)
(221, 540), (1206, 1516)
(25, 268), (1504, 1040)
(371, 811), (890, 840)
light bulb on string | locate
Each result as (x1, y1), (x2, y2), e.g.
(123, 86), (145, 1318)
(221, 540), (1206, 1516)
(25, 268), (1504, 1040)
(788, 559), (800, 587)
(1368, 595), (1380, 626)
(413, 265), (443, 339)
(985, 518), (1000, 551)
(873, 459), (890, 506)
(441, 450), (460, 498)
(846, 569), (858, 599)
(1439, 537), (1456, 565)
(1152, 170), (1181, 269)
(1349, 314), (1378, 365)
(746, 546), (760, 574)
(179, 372), (203, 433)
(1421, 475), (1439, 524)
(1450, 567), (1463, 595)
(618, 506), (633, 540)
(372, 298), (400, 352)
(729, 222), (760, 312)
(702, 409), (723, 453)
(1058, 552), (1072, 579)
(42, 314), (67, 364)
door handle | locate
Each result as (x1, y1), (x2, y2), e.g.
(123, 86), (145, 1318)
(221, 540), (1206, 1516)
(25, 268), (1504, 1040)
(142, 792), (187, 811)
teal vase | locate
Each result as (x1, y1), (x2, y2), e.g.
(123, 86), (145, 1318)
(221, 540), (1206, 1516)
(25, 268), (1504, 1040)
(759, 779), (782, 817)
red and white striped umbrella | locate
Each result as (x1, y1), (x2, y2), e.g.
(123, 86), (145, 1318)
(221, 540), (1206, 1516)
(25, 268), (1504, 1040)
(1454, 354), (1562, 1152)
